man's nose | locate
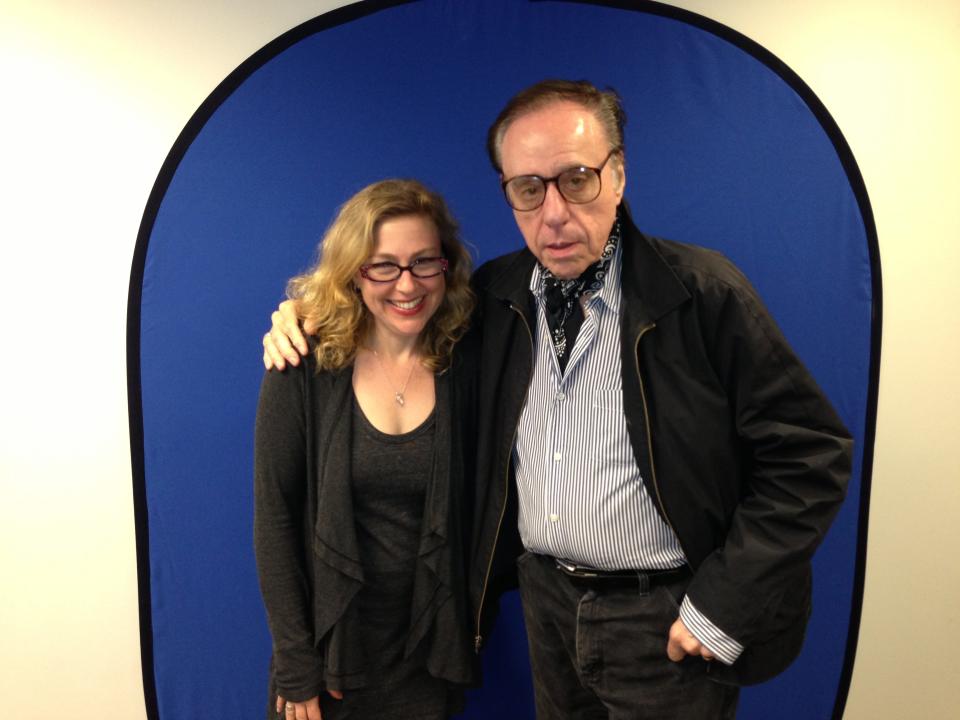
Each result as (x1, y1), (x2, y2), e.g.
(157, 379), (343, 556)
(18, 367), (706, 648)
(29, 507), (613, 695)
(540, 181), (570, 226)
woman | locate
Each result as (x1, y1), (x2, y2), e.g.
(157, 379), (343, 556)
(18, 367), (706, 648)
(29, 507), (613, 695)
(254, 179), (476, 720)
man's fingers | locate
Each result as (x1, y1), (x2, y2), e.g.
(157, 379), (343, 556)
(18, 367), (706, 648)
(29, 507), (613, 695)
(277, 301), (310, 355)
(263, 334), (282, 371)
(265, 329), (300, 369)
(270, 310), (306, 364)
(261, 299), (311, 371)
(303, 317), (320, 336)
(666, 635), (686, 662)
(262, 332), (287, 371)
(328, 690), (343, 700)
(276, 695), (285, 714)
(667, 617), (711, 662)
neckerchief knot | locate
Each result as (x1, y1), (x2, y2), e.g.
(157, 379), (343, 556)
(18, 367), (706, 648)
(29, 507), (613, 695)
(538, 215), (621, 368)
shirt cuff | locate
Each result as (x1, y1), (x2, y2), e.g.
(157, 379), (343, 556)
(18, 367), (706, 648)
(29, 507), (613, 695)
(678, 596), (744, 666)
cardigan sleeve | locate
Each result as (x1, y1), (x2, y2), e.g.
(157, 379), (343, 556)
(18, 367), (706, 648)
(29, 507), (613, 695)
(253, 363), (324, 701)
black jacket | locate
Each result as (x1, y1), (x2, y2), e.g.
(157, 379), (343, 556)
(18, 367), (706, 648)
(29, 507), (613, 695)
(254, 348), (477, 706)
(468, 207), (852, 685)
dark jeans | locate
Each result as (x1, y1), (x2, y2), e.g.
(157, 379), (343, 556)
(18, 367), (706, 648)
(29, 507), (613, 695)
(517, 552), (739, 720)
(316, 672), (457, 720)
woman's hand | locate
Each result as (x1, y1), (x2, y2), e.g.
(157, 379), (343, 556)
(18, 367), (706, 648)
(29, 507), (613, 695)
(275, 691), (343, 720)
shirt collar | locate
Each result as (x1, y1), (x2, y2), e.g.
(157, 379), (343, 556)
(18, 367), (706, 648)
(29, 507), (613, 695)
(529, 238), (623, 314)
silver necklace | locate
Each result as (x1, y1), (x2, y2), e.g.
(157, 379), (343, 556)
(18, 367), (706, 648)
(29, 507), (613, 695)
(372, 349), (417, 407)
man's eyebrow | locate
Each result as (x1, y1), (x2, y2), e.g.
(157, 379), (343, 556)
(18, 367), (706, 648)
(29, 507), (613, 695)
(512, 161), (595, 177)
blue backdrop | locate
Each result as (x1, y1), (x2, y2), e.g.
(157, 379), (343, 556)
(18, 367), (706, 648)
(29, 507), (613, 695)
(128, 1), (878, 718)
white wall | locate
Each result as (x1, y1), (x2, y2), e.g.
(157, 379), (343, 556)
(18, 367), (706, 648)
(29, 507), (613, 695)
(1, 1), (956, 718)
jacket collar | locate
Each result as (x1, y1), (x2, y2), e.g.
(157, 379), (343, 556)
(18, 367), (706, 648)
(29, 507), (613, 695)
(484, 244), (539, 323)
(617, 203), (691, 329)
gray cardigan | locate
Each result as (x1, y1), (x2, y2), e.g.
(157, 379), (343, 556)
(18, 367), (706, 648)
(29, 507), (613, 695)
(253, 349), (476, 703)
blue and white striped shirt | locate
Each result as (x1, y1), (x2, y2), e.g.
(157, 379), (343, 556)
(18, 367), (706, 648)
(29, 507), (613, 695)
(513, 242), (744, 665)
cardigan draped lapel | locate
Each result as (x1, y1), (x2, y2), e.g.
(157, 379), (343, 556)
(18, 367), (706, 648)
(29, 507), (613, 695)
(309, 367), (363, 647)
(305, 363), (471, 686)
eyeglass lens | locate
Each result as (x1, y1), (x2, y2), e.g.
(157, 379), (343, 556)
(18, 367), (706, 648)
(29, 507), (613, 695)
(502, 150), (617, 211)
(362, 257), (447, 281)
(505, 168), (601, 210)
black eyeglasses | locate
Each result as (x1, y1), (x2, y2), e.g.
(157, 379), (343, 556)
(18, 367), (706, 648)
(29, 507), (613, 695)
(359, 256), (449, 282)
(501, 149), (620, 211)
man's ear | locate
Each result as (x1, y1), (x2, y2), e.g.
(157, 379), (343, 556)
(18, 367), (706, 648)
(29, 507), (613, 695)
(613, 157), (626, 199)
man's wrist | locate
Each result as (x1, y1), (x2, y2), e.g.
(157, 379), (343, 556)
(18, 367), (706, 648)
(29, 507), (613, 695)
(678, 596), (744, 665)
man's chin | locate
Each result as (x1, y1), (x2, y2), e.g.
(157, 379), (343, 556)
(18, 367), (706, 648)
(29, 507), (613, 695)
(542, 256), (589, 280)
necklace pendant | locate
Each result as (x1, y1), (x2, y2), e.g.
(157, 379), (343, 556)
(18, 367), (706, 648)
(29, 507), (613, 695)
(372, 348), (415, 408)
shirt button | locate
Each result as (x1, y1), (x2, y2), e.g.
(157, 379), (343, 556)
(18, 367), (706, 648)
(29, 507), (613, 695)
(556, 392), (566, 402)
(553, 452), (562, 462)
(549, 514), (559, 523)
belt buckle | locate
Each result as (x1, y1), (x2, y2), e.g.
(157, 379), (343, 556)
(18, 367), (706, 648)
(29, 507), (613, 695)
(555, 558), (598, 578)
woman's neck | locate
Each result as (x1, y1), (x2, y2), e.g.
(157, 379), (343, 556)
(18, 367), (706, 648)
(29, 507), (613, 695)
(364, 329), (420, 363)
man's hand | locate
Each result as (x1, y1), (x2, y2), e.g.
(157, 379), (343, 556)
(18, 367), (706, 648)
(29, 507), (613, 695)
(263, 299), (311, 370)
(275, 690), (343, 720)
(666, 617), (715, 662)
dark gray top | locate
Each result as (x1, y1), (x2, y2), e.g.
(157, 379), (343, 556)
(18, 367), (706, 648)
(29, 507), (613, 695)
(350, 396), (436, 685)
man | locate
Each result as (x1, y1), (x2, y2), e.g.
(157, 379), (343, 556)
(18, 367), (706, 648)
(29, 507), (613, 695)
(264, 80), (852, 719)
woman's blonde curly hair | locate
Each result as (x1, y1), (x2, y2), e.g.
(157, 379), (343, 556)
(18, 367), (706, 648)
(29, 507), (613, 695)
(287, 179), (474, 372)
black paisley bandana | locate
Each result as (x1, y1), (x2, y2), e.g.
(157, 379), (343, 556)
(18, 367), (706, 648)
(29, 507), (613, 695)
(539, 215), (621, 370)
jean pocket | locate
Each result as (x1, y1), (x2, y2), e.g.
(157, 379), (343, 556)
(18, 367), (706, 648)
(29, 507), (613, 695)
(657, 583), (682, 614)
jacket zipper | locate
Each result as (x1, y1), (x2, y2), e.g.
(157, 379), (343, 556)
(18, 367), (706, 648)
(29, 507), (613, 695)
(474, 302), (535, 653)
(633, 323), (691, 562)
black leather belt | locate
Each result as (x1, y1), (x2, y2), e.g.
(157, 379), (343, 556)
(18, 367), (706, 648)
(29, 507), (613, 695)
(554, 557), (689, 591)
